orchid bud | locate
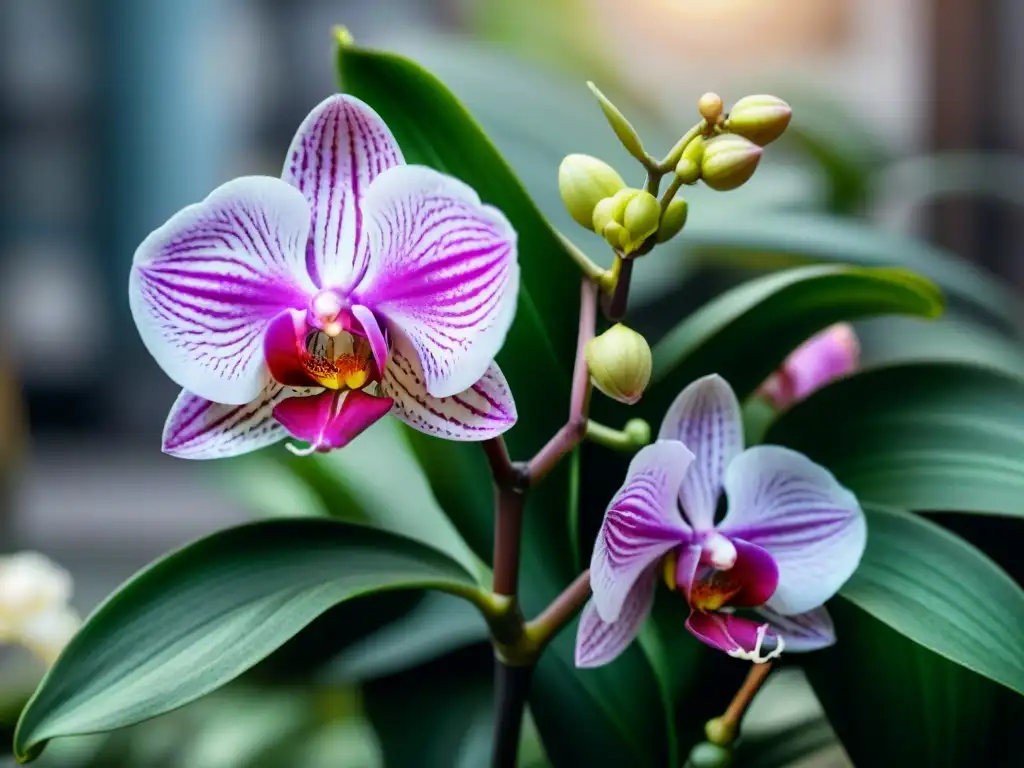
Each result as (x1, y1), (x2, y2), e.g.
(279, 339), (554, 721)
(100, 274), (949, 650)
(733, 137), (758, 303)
(623, 418), (652, 447)
(688, 742), (733, 768)
(725, 94), (792, 146)
(759, 323), (860, 409)
(592, 189), (636, 234)
(675, 136), (705, 185)
(587, 81), (647, 165)
(558, 154), (627, 229)
(700, 134), (763, 191)
(698, 92), (725, 124)
(656, 198), (688, 242)
(586, 324), (652, 405)
(704, 716), (738, 747)
(621, 191), (660, 254)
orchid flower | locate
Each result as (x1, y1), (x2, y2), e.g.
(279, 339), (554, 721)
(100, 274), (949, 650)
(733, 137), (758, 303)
(0, 552), (80, 665)
(130, 95), (519, 459)
(758, 323), (859, 410)
(575, 374), (866, 668)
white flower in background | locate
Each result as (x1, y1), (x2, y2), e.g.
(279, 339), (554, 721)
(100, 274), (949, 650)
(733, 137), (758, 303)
(0, 552), (80, 664)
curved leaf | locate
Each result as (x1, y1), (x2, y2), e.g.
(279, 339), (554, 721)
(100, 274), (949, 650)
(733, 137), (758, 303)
(805, 598), (1024, 767)
(674, 212), (1014, 329)
(14, 519), (483, 762)
(338, 39), (674, 765)
(646, 264), (943, 418)
(839, 506), (1024, 695)
(767, 363), (1024, 517)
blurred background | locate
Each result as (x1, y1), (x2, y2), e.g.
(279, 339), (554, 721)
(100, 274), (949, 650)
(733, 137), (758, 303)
(1, 0), (1022, 765)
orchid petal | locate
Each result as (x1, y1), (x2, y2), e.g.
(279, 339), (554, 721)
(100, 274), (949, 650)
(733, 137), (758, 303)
(719, 445), (866, 616)
(351, 304), (389, 377)
(356, 165), (519, 398)
(686, 610), (782, 662)
(575, 568), (656, 668)
(263, 308), (317, 387)
(282, 95), (404, 290)
(381, 348), (516, 440)
(760, 324), (859, 408)
(162, 383), (314, 459)
(591, 440), (695, 623)
(272, 389), (393, 454)
(756, 604), (836, 652)
(658, 374), (744, 531)
(130, 176), (315, 405)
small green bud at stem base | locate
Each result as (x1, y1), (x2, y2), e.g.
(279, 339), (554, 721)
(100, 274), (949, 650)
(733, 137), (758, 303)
(657, 198), (688, 242)
(701, 134), (763, 191)
(558, 154), (627, 229)
(585, 324), (652, 405)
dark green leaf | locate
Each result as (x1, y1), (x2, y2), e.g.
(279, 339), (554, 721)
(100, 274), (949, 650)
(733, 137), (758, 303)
(14, 519), (483, 761)
(733, 716), (839, 768)
(646, 264), (943, 418)
(767, 363), (1024, 517)
(674, 212), (1014, 330)
(838, 506), (1024, 695)
(319, 592), (487, 684)
(805, 599), (1024, 767)
(338, 41), (673, 766)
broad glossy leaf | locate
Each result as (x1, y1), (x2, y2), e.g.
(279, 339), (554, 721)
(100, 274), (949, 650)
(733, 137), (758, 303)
(14, 519), (483, 761)
(320, 592), (487, 684)
(767, 363), (1024, 517)
(646, 264), (943, 419)
(672, 212), (1014, 329)
(338, 40), (673, 765)
(805, 598), (1024, 766)
(839, 506), (1024, 695)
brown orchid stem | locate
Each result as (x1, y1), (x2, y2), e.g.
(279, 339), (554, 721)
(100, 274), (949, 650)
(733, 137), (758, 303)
(722, 661), (774, 732)
(524, 569), (592, 650)
(486, 277), (599, 768)
(524, 277), (598, 485)
(602, 256), (633, 322)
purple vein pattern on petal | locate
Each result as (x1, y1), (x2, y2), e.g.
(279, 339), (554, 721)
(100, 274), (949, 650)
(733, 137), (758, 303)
(658, 374), (744, 531)
(130, 176), (315, 405)
(719, 445), (866, 616)
(282, 94), (404, 291)
(355, 165), (519, 399)
(162, 383), (315, 459)
(756, 604), (836, 652)
(381, 348), (516, 440)
(591, 440), (695, 623)
(575, 568), (658, 668)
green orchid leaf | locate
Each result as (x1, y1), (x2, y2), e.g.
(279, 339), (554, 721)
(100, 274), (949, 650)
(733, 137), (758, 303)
(838, 506), (1024, 695)
(337, 39), (673, 766)
(672, 213), (1013, 330)
(14, 519), (483, 762)
(806, 598), (1024, 766)
(645, 264), (943, 419)
(767, 363), (1024, 517)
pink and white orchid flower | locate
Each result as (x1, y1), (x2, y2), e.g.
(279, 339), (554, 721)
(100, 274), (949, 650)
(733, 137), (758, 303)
(575, 374), (866, 668)
(130, 95), (519, 458)
(758, 323), (859, 410)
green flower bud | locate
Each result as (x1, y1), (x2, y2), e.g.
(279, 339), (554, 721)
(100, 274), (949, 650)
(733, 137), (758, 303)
(656, 198), (688, 243)
(701, 134), (763, 191)
(675, 136), (705, 185)
(725, 94), (792, 146)
(623, 418), (651, 447)
(587, 81), (647, 164)
(592, 189), (637, 234)
(704, 716), (738, 747)
(688, 742), (732, 768)
(586, 324), (652, 405)
(621, 191), (660, 254)
(558, 154), (627, 229)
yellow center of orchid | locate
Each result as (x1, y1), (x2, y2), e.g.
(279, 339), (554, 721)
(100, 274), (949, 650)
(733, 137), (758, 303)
(662, 552), (742, 611)
(302, 330), (375, 391)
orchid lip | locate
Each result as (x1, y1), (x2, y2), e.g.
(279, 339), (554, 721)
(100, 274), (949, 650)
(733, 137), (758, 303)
(726, 622), (785, 664)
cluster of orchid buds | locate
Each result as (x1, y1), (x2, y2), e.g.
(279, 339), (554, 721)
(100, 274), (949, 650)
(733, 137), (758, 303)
(560, 87), (793, 407)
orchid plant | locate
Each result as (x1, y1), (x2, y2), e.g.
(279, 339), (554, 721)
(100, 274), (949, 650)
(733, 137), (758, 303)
(9, 30), (1024, 768)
